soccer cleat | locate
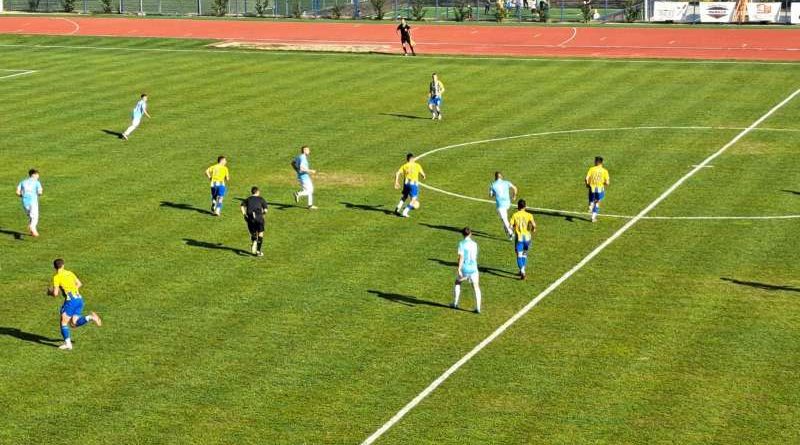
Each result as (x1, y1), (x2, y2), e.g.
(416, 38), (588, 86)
(257, 251), (264, 257)
(437, 113), (443, 120)
(474, 309), (481, 314)
(293, 192), (300, 203)
(450, 303), (459, 309)
(121, 134), (128, 141)
(591, 214), (597, 223)
(58, 343), (73, 350)
(520, 272), (527, 281)
(91, 312), (102, 327)
(251, 241), (258, 254)
(308, 205), (318, 210)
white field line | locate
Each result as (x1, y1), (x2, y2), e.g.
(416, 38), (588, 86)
(2, 42), (800, 66)
(360, 88), (800, 445)
(416, 125), (800, 221)
(0, 69), (37, 80)
(557, 27), (578, 47)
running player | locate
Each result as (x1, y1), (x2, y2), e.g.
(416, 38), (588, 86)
(205, 155), (230, 216)
(510, 199), (537, 280)
(396, 17), (416, 56)
(451, 227), (482, 314)
(292, 146), (318, 210)
(122, 93), (151, 140)
(489, 171), (517, 239)
(585, 156), (610, 223)
(16, 168), (43, 237)
(49, 258), (102, 351)
(394, 152), (426, 218)
(428, 73), (445, 120)
(241, 186), (269, 257)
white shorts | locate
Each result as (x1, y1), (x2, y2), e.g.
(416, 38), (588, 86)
(458, 271), (479, 284)
(299, 177), (314, 193)
(24, 202), (39, 220)
(130, 116), (142, 127)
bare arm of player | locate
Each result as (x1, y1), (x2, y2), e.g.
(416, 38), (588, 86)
(394, 171), (402, 189)
(205, 168), (212, 180)
(420, 169), (427, 181)
(15, 185), (22, 197)
(510, 184), (518, 201)
(530, 217), (537, 235)
(75, 278), (83, 289)
(457, 252), (465, 279)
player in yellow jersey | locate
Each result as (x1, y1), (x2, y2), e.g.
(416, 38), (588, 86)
(510, 199), (537, 280)
(585, 156), (610, 223)
(205, 155), (230, 216)
(48, 258), (102, 350)
(394, 153), (427, 218)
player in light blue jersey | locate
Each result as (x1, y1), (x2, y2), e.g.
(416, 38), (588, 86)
(122, 93), (151, 140)
(292, 145), (318, 210)
(451, 227), (482, 314)
(489, 171), (518, 239)
(16, 169), (43, 237)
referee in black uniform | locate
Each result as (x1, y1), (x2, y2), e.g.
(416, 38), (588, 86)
(396, 17), (416, 56)
(241, 186), (269, 257)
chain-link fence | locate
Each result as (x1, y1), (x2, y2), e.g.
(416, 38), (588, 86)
(0, 0), (639, 22)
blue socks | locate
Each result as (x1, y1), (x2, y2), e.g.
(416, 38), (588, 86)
(516, 254), (527, 269)
(60, 325), (70, 341)
(75, 316), (89, 327)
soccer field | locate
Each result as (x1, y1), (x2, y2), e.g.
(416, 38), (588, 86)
(1, 34), (799, 444)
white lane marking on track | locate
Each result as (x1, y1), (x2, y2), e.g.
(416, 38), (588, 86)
(54, 17), (80, 35)
(4, 43), (800, 66)
(557, 27), (578, 47)
(0, 69), (37, 80)
(415, 126), (800, 221)
(360, 88), (800, 445)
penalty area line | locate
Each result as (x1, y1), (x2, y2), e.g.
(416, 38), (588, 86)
(360, 87), (800, 445)
(0, 69), (37, 80)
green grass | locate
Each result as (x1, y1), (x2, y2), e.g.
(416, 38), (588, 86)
(1, 34), (799, 444)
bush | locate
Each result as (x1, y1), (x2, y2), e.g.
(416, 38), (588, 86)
(453, 0), (470, 21)
(291, 0), (302, 17)
(580, 0), (592, 22)
(100, 0), (112, 13)
(255, 0), (269, 16)
(330, 1), (344, 18)
(623, 0), (638, 22)
(28, 0), (40, 11)
(211, 0), (228, 15)
(411, 0), (426, 20)
(370, 0), (386, 19)
(63, 0), (76, 12)
(537, 0), (549, 21)
(494, 0), (506, 21)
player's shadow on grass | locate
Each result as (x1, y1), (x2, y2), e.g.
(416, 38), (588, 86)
(428, 258), (518, 279)
(183, 238), (251, 256)
(0, 327), (61, 347)
(532, 209), (591, 223)
(0, 228), (25, 240)
(101, 129), (124, 139)
(781, 189), (800, 196)
(418, 223), (504, 241)
(341, 202), (395, 215)
(379, 113), (428, 120)
(160, 201), (213, 215)
(721, 278), (800, 293)
(368, 290), (465, 310)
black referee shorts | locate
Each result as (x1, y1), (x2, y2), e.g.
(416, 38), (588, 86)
(247, 218), (265, 234)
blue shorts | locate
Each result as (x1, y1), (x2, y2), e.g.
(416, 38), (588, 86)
(428, 96), (442, 107)
(588, 189), (605, 202)
(211, 184), (227, 200)
(61, 297), (84, 317)
(515, 235), (531, 253)
(402, 183), (419, 200)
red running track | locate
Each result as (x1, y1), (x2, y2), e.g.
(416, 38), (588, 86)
(2, 16), (800, 60)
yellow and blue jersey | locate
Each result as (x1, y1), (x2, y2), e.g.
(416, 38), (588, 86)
(586, 165), (609, 193)
(398, 162), (425, 185)
(511, 210), (534, 240)
(53, 269), (81, 300)
(206, 163), (229, 186)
